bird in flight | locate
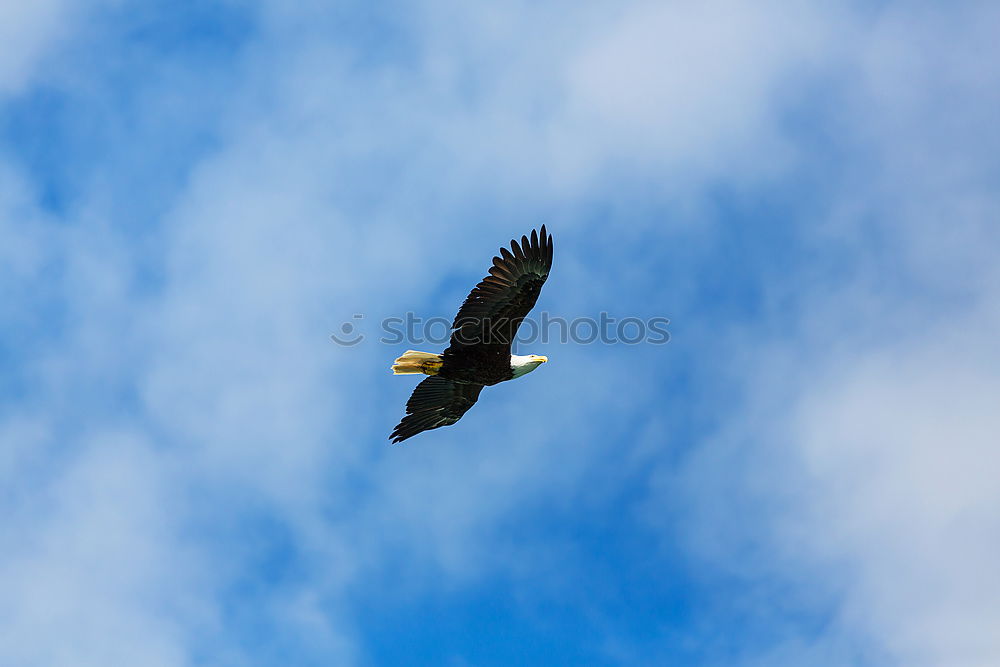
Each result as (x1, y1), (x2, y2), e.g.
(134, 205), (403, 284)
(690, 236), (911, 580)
(390, 226), (553, 443)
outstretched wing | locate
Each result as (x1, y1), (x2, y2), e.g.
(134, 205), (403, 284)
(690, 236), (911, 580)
(447, 225), (553, 351)
(390, 377), (485, 444)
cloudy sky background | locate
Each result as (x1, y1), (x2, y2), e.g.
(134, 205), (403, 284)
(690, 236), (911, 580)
(2, 1), (999, 664)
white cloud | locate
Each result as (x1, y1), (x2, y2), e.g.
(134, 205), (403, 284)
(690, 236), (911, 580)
(0, 1), (71, 94)
(565, 1), (840, 179)
(640, 3), (1000, 663)
(788, 303), (1000, 666)
(0, 431), (195, 667)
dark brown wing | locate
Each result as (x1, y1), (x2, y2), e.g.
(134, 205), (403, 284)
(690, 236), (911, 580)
(447, 225), (553, 351)
(390, 377), (485, 444)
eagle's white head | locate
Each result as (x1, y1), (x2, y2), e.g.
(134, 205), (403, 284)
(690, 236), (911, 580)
(510, 354), (548, 378)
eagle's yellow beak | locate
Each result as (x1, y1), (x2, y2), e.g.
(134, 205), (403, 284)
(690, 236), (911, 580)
(533, 355), (548, 363)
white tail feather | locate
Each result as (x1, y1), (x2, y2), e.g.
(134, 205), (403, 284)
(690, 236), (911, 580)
(391, 350), (443, 375)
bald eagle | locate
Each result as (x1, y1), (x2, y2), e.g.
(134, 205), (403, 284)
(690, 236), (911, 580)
(389, 226), (553, 443)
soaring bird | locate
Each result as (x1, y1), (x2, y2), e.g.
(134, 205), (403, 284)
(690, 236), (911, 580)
(389, 226), (553, 443)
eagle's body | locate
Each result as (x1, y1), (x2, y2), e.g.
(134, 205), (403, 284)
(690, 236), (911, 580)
(389, 226), (553, 443)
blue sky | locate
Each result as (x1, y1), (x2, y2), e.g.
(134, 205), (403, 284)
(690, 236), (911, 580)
(2, 1), (999, 665)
